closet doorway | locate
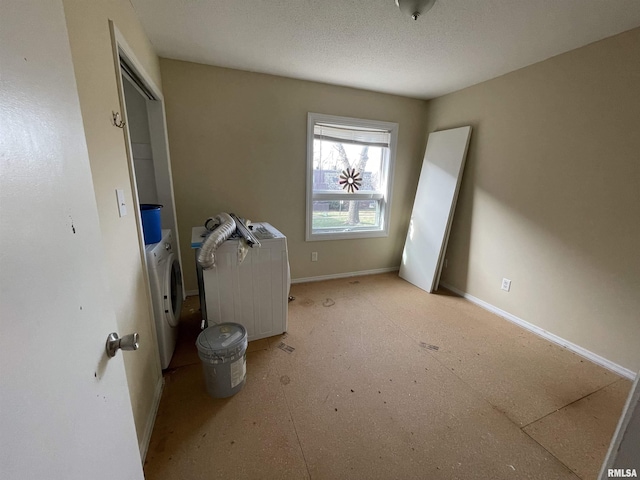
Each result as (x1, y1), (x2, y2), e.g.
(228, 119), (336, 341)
(110, 22), (183, 289)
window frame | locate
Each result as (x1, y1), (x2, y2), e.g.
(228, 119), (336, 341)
(306, 112), (398, 241)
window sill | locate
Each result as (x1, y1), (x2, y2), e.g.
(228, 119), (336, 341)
(306, 229), (389, 241)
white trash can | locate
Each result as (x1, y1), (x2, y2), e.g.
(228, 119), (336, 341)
(196, 323), (248, 398)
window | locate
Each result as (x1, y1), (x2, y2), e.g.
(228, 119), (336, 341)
(306, 113), (398, 241)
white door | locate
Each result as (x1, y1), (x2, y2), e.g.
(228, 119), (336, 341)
(399, 126), (472, 293)
(0, 1), (143, 479)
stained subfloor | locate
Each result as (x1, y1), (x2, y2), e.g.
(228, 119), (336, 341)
(144, 273), (630, 480)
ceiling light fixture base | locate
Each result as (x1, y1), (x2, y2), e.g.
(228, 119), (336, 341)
(395, 0), (436, 20)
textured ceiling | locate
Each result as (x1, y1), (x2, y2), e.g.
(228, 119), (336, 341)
(129, 0), (640, 99)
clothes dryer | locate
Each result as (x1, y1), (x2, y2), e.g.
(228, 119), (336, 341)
(146, 229), (183, 369)
(191, 222), (289, 341)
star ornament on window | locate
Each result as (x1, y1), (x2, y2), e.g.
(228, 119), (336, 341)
(339, 168), (363, 193)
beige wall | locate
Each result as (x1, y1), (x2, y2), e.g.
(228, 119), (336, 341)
(62, 0), (162, 451)
(160, 59), (428, 292)
(427, 28), (640, 372)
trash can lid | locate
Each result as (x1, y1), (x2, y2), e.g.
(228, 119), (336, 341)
(196, 323), (247, 355)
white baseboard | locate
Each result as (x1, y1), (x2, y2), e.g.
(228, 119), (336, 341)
(139, 376), (165, 462)
(291, 267), (400, 285)
(440, 282), (636, 380)
(185, 289), (199, 297)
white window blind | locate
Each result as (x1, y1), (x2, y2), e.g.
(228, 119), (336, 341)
(314, 123), (391, 148)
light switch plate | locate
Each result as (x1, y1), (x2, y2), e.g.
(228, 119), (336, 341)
(116, 189), (127, 217)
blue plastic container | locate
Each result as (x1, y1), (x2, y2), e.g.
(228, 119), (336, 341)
(140, 204), (163, 245)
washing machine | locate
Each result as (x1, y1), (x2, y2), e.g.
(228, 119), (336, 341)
(146, 229), (183, 369)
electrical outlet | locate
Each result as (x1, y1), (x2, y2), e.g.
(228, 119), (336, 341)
(501, 278), (511, 292)
(311, 252), (318, 262)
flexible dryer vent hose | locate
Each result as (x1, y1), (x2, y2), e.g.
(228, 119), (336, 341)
(198, 212), (236, 270)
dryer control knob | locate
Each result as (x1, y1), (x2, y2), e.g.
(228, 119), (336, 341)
(164, 242), (171, 251)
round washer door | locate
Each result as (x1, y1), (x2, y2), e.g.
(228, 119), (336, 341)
(162, 252), (183, 327)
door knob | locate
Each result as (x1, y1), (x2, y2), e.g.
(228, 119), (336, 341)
(106, 332), (139, 358)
